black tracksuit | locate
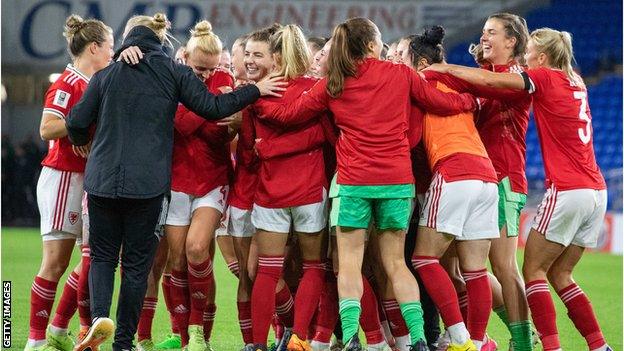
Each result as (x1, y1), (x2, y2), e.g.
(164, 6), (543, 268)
(66, 25), (260, 350)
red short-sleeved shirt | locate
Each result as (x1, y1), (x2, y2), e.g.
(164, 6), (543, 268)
(41, 64), (89, 172)
(524, 67), (605, 190)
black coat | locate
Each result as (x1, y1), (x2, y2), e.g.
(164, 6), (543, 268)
(66, 26), (260, 199)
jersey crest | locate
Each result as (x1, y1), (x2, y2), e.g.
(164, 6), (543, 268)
(68, 211), (79, 225)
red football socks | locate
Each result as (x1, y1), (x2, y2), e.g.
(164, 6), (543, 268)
(462, 269), (492, 343)
(137, 297), (158, 341)
(293, 260), (325, 339)
(29, 276), (58, 341)
(187, 258), (215, 326)
(412, 256), (463, 327)
(526, 280), (560, 350)
(557, 283), (606, 350)
(51, 271), (79, 330)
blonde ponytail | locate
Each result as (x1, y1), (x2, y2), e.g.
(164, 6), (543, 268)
(531, 28), (584, 87)
(186, 20), (223, 56)
(124, 13), (172, 47)
(269, 24), (310, 80)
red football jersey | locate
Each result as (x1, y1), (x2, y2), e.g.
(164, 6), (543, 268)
(253, 59), (477, 186)
(227, 107), (259, 210)
(170, 70), (235, 196)
(253, 76), (327, 208)
(41, 64), (89, 172)
(524, 67), (606, 190)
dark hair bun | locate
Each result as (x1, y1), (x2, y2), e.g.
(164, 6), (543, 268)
(423, 25), (445, 46)
(268, 23), (283, 35)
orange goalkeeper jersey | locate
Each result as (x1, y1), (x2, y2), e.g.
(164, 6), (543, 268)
(423, 81), (489, 168)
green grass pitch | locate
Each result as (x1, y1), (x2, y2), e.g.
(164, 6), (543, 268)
(1, 227), (622, 350)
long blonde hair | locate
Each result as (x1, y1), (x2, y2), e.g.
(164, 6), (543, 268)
(186, 20), (222, 56)
(124, 13), (171, 46)
(269, 24), (310, 80)
(531, 27), (584, 87)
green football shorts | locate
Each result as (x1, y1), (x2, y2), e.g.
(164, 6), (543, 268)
(329, 178), (414, 230)
(498, 177), (527, 236)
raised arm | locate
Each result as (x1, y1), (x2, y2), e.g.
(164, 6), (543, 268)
(66, 75), (101, 146)
(423, 70), (528, 101)
(252, 79), (329, 126)
(175, 65), (261, 120)
(426, 63), (525, 90)
(255, 122), (326, 160)
(407, 68), (477, 116)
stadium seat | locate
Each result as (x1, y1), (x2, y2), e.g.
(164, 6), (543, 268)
(447, 0), (622, 75)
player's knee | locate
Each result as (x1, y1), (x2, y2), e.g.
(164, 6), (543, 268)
(546, 268), (573, 291)
(491, 259), (520, 280)
(186, 243), (200, 259)
(39, 261), (69, 281)
(381, 256), (405, 276)
(522, 260), (546, 282)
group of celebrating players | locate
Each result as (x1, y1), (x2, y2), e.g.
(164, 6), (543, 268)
(26, 7), (612, 351)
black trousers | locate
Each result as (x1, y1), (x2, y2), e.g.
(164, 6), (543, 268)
(405, 203), (441, 348)
(87, 193), (166, 351)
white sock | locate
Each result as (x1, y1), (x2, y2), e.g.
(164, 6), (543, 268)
(27, 339), (46, 348)
(366, 340), (389, 350)
(49, 325), (68, 336)
(447, 322), (470, 345)
(394, 334), (411, 351)
(310, 340), (330, 351)
(472, 339), (483, 350)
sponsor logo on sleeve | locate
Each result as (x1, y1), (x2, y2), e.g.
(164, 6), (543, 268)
(53, 90), (70, 109)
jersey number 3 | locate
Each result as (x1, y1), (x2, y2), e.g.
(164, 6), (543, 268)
(574, 91), (591, 145)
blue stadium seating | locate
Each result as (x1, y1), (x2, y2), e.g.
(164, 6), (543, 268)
(446, 0), (623, 76)
(445, 0), (622, 210)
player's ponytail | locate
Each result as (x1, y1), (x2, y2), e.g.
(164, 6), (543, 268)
(531, 28), (584, 88)
(269, 24), (310, 80)
(63, 14), (112, 58)
(248, 23), (283, 44)
(327, 17), (378, 98)
(469, 13), (530, 66)
(124, 13), (173, 47)
(408, 25), (446, 68)
(186, 20), (222, 56)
